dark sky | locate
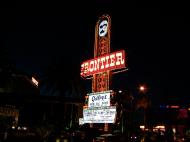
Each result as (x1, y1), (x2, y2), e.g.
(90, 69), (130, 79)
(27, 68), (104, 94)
(1, 1), (190, 106)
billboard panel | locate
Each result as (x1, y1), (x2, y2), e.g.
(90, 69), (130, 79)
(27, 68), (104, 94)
(88, 91), (111, 108)
(83, 106), (116, 123)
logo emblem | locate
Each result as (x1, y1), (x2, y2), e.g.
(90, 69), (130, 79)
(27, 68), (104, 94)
(99, 20), (108, 37)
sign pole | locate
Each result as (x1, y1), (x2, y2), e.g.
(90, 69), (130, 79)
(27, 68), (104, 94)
(93, 15), (111, 131)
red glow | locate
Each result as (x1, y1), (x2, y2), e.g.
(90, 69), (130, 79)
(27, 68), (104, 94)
(178, 109), (188, 119)
(81, 50), (126, 77)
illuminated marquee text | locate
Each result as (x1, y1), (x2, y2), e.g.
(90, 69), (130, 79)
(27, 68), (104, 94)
(81, 50), (125, 77)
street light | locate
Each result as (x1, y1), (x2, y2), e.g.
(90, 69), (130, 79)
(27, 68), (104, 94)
(139, 84), (147, 93)
(139, 86), (145, 91)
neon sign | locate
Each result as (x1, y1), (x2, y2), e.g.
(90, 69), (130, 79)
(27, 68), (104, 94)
(81, 14), (127, 128)
(81, 50), (125, 77)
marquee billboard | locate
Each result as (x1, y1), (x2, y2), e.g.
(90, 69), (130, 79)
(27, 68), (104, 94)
(87, 91), (112, 108)
(83, 106), (116, 123)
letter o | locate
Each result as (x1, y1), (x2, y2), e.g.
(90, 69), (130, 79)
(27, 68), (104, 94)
(98, 78), (102, 82)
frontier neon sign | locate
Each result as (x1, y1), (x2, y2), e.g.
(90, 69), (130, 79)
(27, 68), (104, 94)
(81, 15), (127, 129)
(81, 50), (126, 77)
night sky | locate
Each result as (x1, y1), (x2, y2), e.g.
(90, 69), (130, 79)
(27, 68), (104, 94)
(1, 1), (189, 106)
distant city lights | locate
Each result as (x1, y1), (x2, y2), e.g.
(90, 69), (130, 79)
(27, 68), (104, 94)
(32, 77), (38, 86)
(118, 90), (122, 93)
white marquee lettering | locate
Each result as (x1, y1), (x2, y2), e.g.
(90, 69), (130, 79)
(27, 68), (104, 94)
(105, 55), (110, 68)
(89, 60), (94, 72)
(84, 62), (89, 73)
(100, 57), (106, 69)
(94, 59), (100, 71)
(109, 54), (115, 67)
(81, 64), (84, 76)
(116, 52), (124, 65)
(80, 50), (126, 77)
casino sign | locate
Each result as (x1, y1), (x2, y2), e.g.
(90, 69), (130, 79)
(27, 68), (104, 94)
(81, 50), (125, 77)
(80, 14), (127, 127)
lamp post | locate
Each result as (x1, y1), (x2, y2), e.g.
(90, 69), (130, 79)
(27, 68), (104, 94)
(117, 90), (134, 137)
(138, 84), (149, 128)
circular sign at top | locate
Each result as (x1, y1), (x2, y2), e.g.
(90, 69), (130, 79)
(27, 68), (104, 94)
(99, 20), (108, 37)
